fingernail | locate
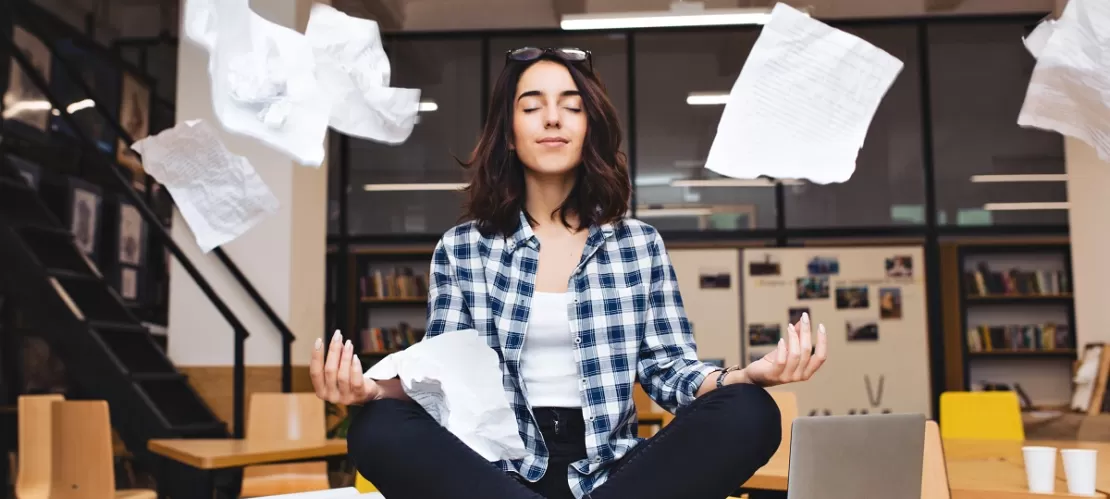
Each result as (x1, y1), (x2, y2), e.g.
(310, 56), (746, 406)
(332, 330), (341, 342)
(819, 324), (826, 334)
(345, 339), (353, 350)
(802, 312), (809, 324)
(314, 338), (323, 350)
(779, 338), (785, 347)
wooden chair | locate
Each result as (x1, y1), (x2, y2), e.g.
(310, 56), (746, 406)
(49, 400), (155, 499)
(921, 420), (952, 499)
(240, 392), (331, 497)
(768, 391), (798, 461)
(938, 391), (1024, 440)
(632, 383), (673, 437)
(15, 394), (64, 499)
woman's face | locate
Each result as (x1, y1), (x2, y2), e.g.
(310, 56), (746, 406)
(511, 60), (587, 177)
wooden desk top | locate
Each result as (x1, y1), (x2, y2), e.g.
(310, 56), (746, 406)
(741, 438), (1110, 498)
(147, 439), (347, 470)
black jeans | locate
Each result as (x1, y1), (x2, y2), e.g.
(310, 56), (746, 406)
(347, 382), (782, 499)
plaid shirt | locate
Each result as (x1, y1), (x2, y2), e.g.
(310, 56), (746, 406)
(424, 211), (719, 498)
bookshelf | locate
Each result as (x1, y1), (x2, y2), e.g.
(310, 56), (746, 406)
(956, 243), (1076, 408)
(345, 246), (434, 362)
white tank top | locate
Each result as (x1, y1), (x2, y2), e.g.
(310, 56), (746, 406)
(520, 291), (582, 408)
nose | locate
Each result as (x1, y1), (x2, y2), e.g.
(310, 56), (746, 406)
(543, 106), (560, 128)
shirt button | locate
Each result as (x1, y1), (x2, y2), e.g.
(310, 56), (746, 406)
(593, 457), (601, 464)
(574, 337), (581, 345)
(581, 379), (588, 386)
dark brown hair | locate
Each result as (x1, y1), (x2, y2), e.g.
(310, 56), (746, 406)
(458, 54), (631, 237)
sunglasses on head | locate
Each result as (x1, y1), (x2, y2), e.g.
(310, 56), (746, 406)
(505, 47), (593, 72)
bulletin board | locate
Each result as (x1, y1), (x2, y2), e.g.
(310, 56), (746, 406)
(741, 246), (931, 418)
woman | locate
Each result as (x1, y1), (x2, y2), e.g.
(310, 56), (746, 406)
(310, 47), (828, 499)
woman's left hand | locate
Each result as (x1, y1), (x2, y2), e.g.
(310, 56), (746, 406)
(743, 312), (827, 387)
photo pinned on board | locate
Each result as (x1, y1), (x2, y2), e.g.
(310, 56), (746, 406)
(788, 307), (810, 325)
(749, 323), (782, 346)
(806, 256), (840, 276)
(879, 287), (902, 319)
(748, 253), (781, 276)
(796, 276), (830, 300)
(885, 255), (913, 278)
(699, 271), (732, 289)
(846, 320), (879, 341)
(835, 285), (869, 309)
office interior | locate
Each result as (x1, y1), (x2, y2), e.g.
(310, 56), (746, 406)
(0, 0), (1108, 497)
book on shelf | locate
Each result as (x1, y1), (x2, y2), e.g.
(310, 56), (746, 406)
(966, 323), (1071, 352)
(964, 262), (1070, 296)
(360, 266), (429, 299)
(361, 322), (426, 354)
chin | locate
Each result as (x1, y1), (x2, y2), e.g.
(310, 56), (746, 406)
(523, 156), (580, 177)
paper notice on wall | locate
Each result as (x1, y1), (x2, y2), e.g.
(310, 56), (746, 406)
(1017, 0), (1110, 162)
(703, 2), (904, 185)
(305, 4), (421, 144)
(131, 120), (278, 253)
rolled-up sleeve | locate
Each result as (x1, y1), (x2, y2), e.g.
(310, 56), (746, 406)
(424, 237), (474, 339)
(636, 231), (720, 412)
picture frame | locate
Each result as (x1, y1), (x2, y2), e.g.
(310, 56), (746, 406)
(117, 197), (147, 267)
(67, 178), (103, 259)
(115, 70), (151, 188)
(4, 25), (53, 132)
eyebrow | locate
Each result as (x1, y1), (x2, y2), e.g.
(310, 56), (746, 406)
(516, 89), (581, 103)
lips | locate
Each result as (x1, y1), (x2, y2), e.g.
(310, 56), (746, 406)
(537, 137), (569, 144)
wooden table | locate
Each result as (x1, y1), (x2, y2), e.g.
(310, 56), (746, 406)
(739, 439), (1110, 498)
(147, 438), (347, 499)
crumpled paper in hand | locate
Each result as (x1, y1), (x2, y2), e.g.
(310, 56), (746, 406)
(305, 3), (421, 144)
(1017, 0), (1110, 161)
(182, 0), (420, 167)
(131, 120), (279, 253)
(365, 330), (529, 463)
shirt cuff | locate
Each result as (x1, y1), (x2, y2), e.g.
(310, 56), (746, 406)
(679, 361), (727, 407)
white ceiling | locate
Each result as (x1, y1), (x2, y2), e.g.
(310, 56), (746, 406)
(340, 0), (1055, 31)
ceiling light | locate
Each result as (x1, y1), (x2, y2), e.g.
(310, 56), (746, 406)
(561, 1), (774, 30)
(686, 92), (729, 106)
(419, 100), (438, 112)
(982, 202), (1068, 211)
(363, 182), (466, 192)
(969, 174), (1067, 183)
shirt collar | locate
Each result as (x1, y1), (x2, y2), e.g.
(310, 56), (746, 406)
(504, 209), (616, 254)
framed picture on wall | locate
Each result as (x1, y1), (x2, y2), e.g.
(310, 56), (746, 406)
(68, 180), (103, 258)
(117, 199), (146, 267)
(4, 26), (53, 132)
(115, 71), (151, 188)
(119, 267), (139, 301)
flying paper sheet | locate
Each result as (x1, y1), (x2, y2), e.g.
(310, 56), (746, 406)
(182, 0), (421, 166)
(365, 330), (529, 463)
(305, 4), (421, 144)
(255, 488), (384, 499)
(1017, 0), (1110, 162)
(131, 120), (279, 253)
(703, 2), (904, 184)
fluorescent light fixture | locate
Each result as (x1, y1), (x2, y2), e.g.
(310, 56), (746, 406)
(419, 100), (438, 112)
(671, 178), (803, 187)
(636, 207), (714, 217)
(363, 182), (466, 192)
(969, 174), (1067, 183)
(982, 202), (1068, 211)
(561, 2), (774, 30)
(686, 92), (729, 106)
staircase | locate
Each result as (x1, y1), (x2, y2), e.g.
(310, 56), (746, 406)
(0, 154), (230, 461)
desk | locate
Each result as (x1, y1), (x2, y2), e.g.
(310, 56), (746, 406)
(147, 439), (347, 499)
(739, 439), (1110, 498)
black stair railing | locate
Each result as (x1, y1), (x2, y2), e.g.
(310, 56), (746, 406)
(5, 21), (271, 440)
(16, 0), (299, 393)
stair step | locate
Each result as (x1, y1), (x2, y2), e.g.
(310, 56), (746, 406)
(136, 378), (227, 428)
(130, 372), (186, 382)
(91, 327), (177, 374)
(170, 421), (230, 437)
(46, 267), (98, 281)
(88, 320), (147, 333)
(52, 276), (135, 323)
(0, 179), (58, 227)
(16, 227), (95, 276)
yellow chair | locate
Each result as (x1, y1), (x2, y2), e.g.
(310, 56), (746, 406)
(938, 391), (1024, 441)
(354, 472), (377, 492)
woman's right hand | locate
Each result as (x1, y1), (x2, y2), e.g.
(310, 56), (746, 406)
(310, 330), (380, 405)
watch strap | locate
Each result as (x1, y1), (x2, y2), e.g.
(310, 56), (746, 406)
(717, 365), (740, 389)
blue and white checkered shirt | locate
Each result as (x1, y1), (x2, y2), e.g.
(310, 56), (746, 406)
(424, 211), (720, 498)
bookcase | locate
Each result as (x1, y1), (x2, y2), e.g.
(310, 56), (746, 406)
(343, 246), (434, 363)
(955, 243), (1076, 408)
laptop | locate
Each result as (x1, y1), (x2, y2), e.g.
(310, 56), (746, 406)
(787, 413), (927, 499)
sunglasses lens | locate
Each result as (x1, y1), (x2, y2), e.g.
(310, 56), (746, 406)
(509, 47), (544, 61)
(558, 48), (588, 62)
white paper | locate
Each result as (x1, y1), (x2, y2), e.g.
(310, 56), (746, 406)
(255, 487), (384, 499)
(365, 330), (528, 463)
(703, 2), (904, 185)
(131, 120), (279, 253)
(1023, 19), (1056, 60)
(1017, 0), (1110, 162)
(304, 4), (421, 144)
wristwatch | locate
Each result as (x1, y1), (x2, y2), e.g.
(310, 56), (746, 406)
(717, 365), (741, 389)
